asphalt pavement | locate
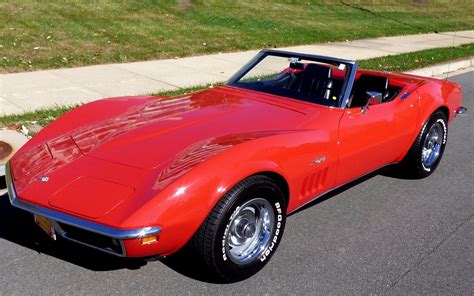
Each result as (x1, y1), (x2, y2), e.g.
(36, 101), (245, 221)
(0, 71), (472, 295)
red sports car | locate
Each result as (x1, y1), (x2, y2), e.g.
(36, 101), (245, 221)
(5, 50), (466, 281)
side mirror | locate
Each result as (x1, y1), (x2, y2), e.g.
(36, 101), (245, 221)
(361, 91), (382, 114)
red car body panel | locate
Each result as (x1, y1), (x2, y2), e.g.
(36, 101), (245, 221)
(8, 65), (463, 257)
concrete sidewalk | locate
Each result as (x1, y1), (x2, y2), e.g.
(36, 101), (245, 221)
(1, 30), (474, 116)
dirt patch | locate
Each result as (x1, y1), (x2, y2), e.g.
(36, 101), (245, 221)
(0, 141), (13, 161)
(177, 0), (192, 9)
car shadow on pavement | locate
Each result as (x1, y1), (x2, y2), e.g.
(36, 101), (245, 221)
(0, 193), (147, 271)
(0, 191), (223, 282)
(160, 246), (227, 284)
(290, 167), (388, 215)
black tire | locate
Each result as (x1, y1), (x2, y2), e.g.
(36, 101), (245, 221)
(191, 175), (287, 282)
(399, 110), (448, 178)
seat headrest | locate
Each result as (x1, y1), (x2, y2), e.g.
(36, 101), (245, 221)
(304, 63), (332, 79)
(357, 74), (388, 92)
(290, 62), (304, 70)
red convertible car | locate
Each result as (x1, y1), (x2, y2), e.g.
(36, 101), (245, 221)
(5, 50), (466, 281)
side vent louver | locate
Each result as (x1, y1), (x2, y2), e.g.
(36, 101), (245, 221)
(300, 167), (328, 199)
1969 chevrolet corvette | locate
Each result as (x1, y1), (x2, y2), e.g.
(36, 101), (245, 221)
(5, 50), (466, 281)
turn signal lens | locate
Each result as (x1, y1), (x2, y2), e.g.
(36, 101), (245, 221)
(140, 235), (159, 245)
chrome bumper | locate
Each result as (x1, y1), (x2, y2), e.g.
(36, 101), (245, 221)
(5, 162), (160, 257)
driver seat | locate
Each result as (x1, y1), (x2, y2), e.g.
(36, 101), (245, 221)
(289, 63), (333, 100)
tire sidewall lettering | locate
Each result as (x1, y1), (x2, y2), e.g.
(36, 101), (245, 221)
(436, 118), (447, 145)
(260, 202), (283, 263)
(221, 200), (284, 265)
(222, 206), (241, 262)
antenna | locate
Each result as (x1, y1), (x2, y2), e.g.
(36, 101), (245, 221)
(445, 31), (457, 81)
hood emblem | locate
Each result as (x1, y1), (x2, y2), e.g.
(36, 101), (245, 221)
(39, 176), (49, 182)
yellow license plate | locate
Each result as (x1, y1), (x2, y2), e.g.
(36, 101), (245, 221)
(34, 214), (57, 240)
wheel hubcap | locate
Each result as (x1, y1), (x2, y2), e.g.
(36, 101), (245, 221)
(422, 122), (443, 169)
(226, 198), (275, 265)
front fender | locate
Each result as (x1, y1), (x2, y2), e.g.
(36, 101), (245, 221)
(122, 129), (336, 255)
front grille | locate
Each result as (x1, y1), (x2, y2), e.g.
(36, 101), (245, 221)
(58, 222), (124, 256)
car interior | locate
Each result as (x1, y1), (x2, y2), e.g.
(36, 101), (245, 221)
(231, 61), (343, 107)
(230, 61), (403, 108)
(348, 73), (402, 108)
(285, 63), (334, 100)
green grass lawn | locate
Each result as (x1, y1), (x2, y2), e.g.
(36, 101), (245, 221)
(1, 0), (473, 73)
(360, 43), (474, 71)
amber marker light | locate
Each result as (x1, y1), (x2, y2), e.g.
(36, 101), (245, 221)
(140, 235), (159, 245)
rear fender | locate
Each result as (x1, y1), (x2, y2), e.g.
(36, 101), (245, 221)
(417, 80), (462, 127)
(400, 79), (462, 160)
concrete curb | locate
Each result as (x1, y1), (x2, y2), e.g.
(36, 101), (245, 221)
(408, 57), (474, 77)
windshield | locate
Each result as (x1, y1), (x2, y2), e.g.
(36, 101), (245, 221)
(227, 51), (355, 108)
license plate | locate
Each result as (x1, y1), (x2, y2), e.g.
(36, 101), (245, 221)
(34, 214), (57, 240)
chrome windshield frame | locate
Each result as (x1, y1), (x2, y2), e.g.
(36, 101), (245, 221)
(226, 49), (358, 109)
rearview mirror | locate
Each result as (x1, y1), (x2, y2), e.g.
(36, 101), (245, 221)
(361, 91), (382, 114)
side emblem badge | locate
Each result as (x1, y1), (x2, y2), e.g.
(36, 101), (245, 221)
(39, 176), (49, 182)
(312, 156), (326, 165)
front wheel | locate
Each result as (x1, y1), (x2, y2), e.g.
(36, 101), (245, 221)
(191, 175), (287, 282)
(399, 110), (448, 178)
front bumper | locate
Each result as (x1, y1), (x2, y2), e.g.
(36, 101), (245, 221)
(5, 162), (161, 257)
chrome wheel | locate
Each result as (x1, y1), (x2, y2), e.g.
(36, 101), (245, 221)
(421, 122), (443, 169)
(226, 198), (275, 265)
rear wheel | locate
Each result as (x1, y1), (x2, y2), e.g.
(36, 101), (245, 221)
(191, 175), (286, 282)
(399, 111), (448, 178)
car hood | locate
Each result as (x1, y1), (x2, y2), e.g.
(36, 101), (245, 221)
(69, 86), (311, 170)
(9, 86), (317, 221)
